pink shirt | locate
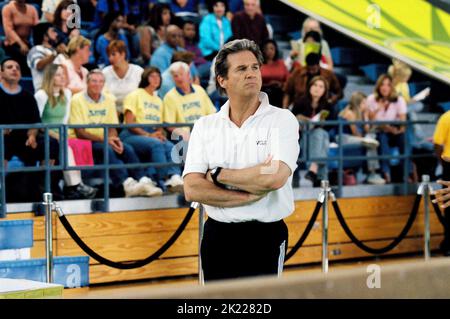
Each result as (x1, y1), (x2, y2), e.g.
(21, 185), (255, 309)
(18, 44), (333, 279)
(367, 94), (407, 121)
(62, 58), (88, 93)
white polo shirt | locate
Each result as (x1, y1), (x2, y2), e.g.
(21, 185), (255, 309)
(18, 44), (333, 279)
(182, 92), (300, 223)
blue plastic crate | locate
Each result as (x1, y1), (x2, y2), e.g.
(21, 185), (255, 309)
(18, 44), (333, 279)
(0, 220), (33, 250)
(0, 256), (90, 288)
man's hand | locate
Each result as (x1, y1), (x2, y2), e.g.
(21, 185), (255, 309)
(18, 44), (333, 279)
(25, 135), (37, 149)
(108, 136), (124, 154)
(19, 41), (29, 55)
(56, 43), (67, 54)
(148, 131), (166, 142)
(432, 180), (450, 209)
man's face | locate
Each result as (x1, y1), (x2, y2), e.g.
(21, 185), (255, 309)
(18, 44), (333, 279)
(307, 64), (320, 76)
(87, 73), (105, 96)
(46, 27), (58, 46)
(183, 23), (196, 40)
(244, 0), (258, 17)
(166, 27), (183, 48)
(172, 67), (190, 88)
(218, 50), (262, 98)
(1, 60), (21, 84)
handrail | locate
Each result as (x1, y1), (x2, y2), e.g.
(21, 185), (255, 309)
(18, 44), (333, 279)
(0, 118), (438, 217)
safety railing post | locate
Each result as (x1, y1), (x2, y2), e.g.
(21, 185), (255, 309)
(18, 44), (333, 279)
(422, 175), (431, 260)
(43, 192), (54, 283)
(197, 202), (205, 285)
(321, 180), (330, 273)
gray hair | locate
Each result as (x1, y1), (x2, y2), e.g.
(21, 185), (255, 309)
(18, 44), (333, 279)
(214, 39), (263, 95)
(169, 61), (190, 75)
(87, 69), (105, 82)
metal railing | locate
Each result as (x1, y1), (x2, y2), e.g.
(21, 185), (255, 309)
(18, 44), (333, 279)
(0, 118), (438, 218)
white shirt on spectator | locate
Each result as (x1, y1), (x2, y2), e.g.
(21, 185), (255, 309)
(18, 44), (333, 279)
(102, 64), (144, 113)
(182, 92), (300, 223)
(27, 46), (65, 91)
(61, 57), (88, 93)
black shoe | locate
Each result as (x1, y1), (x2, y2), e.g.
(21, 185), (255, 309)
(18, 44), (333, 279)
(64, 183), (98, 200)
(305, 171), (320, 187)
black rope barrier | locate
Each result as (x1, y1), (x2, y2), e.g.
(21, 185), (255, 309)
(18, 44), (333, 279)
(331, 194), (422, 255)
(285, 201), (323, 262)
(429, 194), (446, 227)
(57, 205), (196, 269)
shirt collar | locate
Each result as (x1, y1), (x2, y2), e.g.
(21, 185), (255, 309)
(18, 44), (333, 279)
(218, 91), (271, 120)
(176, 85), (195, 96)
(84, 91), (105, 103)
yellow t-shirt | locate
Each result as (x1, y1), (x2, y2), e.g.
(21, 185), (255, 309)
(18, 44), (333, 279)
(433, 111), (450, 159)
(123, 88), (163, 124)
(395, 82), (411, 104)
(69, 92), (119, 138)
(162, 84), (216, 124)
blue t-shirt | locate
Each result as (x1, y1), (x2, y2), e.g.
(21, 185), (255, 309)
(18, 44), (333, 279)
(95, 32), (130, 66)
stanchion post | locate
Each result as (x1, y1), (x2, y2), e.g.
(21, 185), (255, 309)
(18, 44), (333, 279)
(196, 202), (204, 285)
(43, 193), (54, 283)
(320, 180), (330, 273)
(422, 175), (431, 260)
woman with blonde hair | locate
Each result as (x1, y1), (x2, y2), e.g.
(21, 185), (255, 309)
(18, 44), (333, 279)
(35, 64), (97, 199)
(338, 91), (385, 184)
(61, 35), (92, 94)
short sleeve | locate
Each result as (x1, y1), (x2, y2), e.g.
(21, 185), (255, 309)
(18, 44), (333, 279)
(269, 110), (300, 175)
(123, 91), (138, 115)
(434, 113), (450, 146)
(162, 94), (179, 123)
(69, 95), (85, 125)
(182, 118), (208, 177)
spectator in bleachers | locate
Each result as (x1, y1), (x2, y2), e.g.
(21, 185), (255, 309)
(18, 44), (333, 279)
(127, 0), (154, 66)
(127, 0), (153, 27)
(158, 50), (199, 99)
(337, 91), (385, 185)
(41, 0), (63, 23)
(121, 67), (184, 192)
(170, 0), (200, 17)
(93, 0), (131, 30)
(34, 63), (98, 199)
(182, 19), (210, 80)
(292, 75), (331, 187)
(150, 24), (185, 72)
(198, 0), (232, 61)
(231, 0), (268, 47)
(283, 52), (342, 109)
(94, 12), (130, 67)
(1, 0), (39, 76)
(163, 61), (216, 140)
(367, 74), (408, 184)
(260, 39), (288, 108)
(1, 57), (59, 170)
(69, 69), (163, 197)
(102, 40), (143, 116)
(27, 22), (66, 91)
(147, 3), (178, 52)
(289, 17), (333, 71)
(389, 59), (430, 149)
(52, 0), (80, 46)
(432, 113), (450, 255)
(62, 35), (91, 94)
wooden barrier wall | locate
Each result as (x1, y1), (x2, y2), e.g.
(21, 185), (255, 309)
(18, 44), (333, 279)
(5, 195), (444, 284)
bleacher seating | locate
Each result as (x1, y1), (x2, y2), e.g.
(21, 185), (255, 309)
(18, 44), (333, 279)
(438, 101), (450, 113)
(360, 63), (389, 83)
(331, 47), (362, 66)
(408, 81), (431, 97)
